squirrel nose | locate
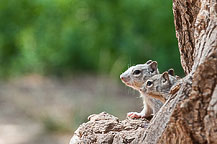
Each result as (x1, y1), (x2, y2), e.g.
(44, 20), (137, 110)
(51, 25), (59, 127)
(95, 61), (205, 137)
(120, 74), (124, 80)
(139, 88), (143, 92)
(120, 73), (130, 83)
(120, 76), (125, 81)
(120, 75), (127, 82)
(120, 75), (123, 80)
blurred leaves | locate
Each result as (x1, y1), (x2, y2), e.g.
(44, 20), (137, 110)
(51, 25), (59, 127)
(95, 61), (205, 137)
(0, 0), (183, 78)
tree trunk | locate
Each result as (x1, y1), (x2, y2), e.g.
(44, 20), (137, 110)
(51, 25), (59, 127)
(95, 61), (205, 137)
(69, 0), (217, 143)
(141, 0), (217, 143)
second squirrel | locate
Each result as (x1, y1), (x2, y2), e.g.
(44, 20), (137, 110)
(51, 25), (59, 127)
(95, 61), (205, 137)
(140, 71), (179, 103)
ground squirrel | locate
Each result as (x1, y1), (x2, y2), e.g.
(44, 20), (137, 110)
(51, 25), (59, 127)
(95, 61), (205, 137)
(140, 70), (178, 103)
(120, 60), (163, 119)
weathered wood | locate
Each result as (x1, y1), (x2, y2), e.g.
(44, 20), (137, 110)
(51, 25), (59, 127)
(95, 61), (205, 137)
(141, 0), (217, 143)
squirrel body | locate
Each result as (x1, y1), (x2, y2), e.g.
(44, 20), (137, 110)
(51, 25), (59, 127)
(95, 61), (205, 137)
(120, 60), (163, 119)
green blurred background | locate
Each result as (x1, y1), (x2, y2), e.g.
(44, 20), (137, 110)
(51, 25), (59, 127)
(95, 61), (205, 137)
(0, 0), (183, 78)
(0, 0), (184, 143)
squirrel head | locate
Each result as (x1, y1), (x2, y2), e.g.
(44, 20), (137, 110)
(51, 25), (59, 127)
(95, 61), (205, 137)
(120, 60), (159, 91)
(140, 71), (178, 103)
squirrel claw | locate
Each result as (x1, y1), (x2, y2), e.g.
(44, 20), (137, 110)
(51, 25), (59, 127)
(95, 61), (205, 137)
(127, 112), (142, 119)
(131, 114), (141, 119)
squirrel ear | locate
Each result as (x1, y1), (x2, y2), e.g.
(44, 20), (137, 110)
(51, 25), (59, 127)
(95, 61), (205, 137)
(168, 68), (175, 76)
(162, 72), (170, 82)
(149, 61), (158, 71)
(145, 60), (152, 64)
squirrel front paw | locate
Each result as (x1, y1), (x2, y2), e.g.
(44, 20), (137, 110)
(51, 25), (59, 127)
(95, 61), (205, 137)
(127, 112), (144, 119)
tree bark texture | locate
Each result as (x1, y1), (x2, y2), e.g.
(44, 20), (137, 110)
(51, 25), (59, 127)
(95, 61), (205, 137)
(70, 0), (217, 143)
(141, 0), (217, 143)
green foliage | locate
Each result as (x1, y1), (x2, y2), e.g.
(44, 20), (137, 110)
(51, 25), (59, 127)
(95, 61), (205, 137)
(0, 0), (184, 78)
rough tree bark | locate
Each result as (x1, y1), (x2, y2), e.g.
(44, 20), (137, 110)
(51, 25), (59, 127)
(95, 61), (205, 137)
(141, 0), (217, 143)
(69, 0), (217, 143)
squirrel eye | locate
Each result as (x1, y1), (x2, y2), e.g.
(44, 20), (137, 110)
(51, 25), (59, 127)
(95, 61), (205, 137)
(146, 80), (153, 87)
(133, 70), (141, 75)
(162, 79), (167, 84)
